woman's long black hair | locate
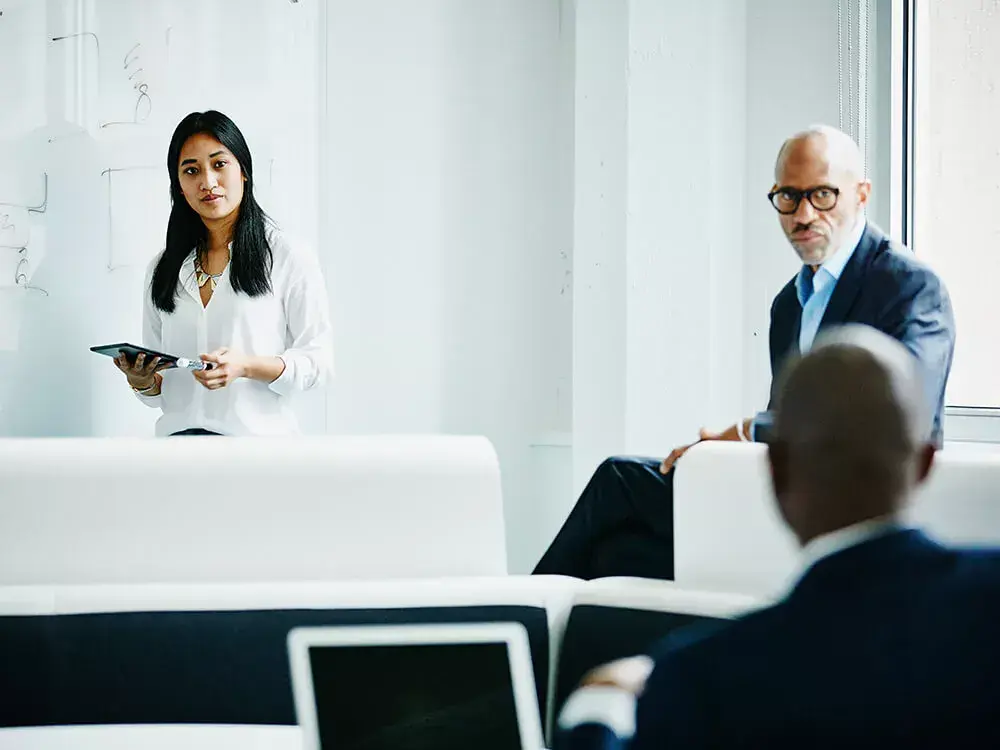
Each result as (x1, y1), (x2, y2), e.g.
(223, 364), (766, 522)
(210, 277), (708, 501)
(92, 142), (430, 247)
(151, 110), (273, 312)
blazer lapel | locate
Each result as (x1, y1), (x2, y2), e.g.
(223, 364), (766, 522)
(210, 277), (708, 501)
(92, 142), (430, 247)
(816, 223), (881, 332)
(772, 285), (803, 360)
(767, 282), (804, 409)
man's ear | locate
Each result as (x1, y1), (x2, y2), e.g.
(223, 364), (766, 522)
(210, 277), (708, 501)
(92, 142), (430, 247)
(915, 443), (936, 486)
(857, 179), (873, 209)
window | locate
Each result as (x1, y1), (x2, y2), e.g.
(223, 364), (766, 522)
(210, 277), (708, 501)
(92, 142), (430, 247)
(906, 0), (1000, 418)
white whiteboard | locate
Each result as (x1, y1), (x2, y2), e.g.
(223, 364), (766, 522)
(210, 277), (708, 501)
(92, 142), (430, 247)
(0, 0), (324, 436)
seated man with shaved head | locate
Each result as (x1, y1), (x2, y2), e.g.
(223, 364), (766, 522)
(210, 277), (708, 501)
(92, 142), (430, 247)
(556, 325), (1000, 749)
(533, 124), (956, 581)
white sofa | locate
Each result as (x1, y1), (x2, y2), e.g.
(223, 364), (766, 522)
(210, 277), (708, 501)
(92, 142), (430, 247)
(3, 432), (996, 745)
(674, 440), (1000, 599)
(0, 435), (508, 585)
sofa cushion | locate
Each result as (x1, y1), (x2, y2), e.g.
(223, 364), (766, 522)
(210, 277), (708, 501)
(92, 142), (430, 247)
(553, 604), (720, 719)
(552, 580), (760, 719)
(0, 604), (549, 729)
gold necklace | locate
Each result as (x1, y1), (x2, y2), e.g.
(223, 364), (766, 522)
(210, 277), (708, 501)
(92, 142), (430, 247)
(195, 247), (230, 291)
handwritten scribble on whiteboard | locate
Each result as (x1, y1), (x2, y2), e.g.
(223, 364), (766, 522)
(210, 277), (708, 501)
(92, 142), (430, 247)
(47, 1), (170, 136)
(13, 246), (48, 297)
(0, 207), (29, 248)
(100, 40), (156, 129)
(93, 1), (169, 132)
(0, 173), (49, 215)
(104, 167), (170, 271)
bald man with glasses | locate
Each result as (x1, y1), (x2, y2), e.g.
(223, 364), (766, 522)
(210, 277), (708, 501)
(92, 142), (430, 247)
(533, 124), (956, 582)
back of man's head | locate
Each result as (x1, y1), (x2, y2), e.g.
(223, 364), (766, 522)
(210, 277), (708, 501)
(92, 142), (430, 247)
(768, 324), (936, 546)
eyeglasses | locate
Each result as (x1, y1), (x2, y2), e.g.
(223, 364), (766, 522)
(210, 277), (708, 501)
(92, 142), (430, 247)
(767, 185), (840, 215)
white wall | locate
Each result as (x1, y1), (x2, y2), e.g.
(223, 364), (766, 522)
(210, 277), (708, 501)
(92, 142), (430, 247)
(570, 0), (628, 500)
(571, 0), (747, 501)
(322, 0), (574, 572)
(624, 0), (748, 453)
(570, 0), (873, 488)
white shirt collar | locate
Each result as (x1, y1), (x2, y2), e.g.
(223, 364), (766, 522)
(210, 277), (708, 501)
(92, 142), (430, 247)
(557, 685), (636, 741)
(800, 514), (902, 573)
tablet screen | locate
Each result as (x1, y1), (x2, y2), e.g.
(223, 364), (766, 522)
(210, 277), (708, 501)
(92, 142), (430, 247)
(90, 343), (178, 366)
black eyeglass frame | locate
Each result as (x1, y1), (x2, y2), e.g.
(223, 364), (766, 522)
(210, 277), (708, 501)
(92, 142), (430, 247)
(767, 185), (841, 215)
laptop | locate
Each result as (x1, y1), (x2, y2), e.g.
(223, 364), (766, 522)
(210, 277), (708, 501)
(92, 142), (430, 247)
(287, 622), (547, 750)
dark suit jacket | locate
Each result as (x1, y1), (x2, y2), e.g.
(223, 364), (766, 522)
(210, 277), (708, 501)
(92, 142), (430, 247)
(754, 223), (955, 445)
(555, 723), (624, 750)
(627, 530), (1000, 749)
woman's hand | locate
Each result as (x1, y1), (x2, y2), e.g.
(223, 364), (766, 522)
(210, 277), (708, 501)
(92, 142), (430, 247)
(194, 347), (248, 390)
(114, 351), (171, 390)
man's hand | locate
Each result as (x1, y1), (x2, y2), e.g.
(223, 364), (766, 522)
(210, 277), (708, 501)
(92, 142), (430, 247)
(659, 419), (751, 474)
(580, 656), (655, 696)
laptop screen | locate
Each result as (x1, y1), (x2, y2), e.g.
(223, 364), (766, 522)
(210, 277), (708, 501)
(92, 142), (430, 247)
(308, 640), (524, 750)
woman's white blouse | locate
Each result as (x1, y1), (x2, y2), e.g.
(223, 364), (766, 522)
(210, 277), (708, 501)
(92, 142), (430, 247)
(138, 229), (333, 436)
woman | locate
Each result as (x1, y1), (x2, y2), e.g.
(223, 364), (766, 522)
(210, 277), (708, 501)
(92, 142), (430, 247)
(114, 110), (333, 436)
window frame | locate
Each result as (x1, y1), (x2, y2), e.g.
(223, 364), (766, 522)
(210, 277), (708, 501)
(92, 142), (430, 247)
(891, 0), (1000, 443)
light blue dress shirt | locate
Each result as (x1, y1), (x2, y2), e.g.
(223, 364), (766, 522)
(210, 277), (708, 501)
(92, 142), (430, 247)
(750, 218), (866, 440)
(794, 218), (866, 353)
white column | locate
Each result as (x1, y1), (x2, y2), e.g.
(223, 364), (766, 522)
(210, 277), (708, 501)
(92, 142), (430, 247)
(571, 0), (629, 495)
(624, 0), (748, 454)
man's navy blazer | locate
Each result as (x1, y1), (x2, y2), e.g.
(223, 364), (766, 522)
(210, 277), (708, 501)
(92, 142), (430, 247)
(755, 223), (955, 445)
(627, 530), (1000, 748)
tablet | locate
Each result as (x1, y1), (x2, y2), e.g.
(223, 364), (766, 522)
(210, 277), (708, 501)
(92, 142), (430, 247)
(90, 342), (179, 367)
